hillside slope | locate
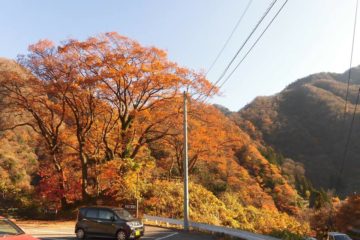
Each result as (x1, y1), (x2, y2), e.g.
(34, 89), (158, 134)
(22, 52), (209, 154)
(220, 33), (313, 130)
(0, 58), (38, 207)
(236, 66), (360, 195)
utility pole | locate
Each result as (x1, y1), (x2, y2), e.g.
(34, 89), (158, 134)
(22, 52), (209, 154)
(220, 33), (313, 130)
(183, 91), (189, 231)
(136, 172), (139, 218)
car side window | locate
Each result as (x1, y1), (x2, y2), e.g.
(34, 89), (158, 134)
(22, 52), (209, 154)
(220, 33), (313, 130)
(85, 209), (98, 219)
(99, 210), (115, 220)
(78, 208), (86, 220)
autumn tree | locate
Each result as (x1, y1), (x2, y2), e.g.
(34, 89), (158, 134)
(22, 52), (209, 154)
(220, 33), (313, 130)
(72, 33), (214, 161)
(335, 194), (360, 233)
(17, 39), (105, 200)
(16, 32), (215, 201)
(310, 201), (339, 239)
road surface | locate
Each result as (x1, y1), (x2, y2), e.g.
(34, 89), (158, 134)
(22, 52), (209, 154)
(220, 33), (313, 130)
(17, 221), (219, 240)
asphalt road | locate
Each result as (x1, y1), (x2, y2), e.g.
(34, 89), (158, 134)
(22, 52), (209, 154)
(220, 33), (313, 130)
(17, 222), (218, 240)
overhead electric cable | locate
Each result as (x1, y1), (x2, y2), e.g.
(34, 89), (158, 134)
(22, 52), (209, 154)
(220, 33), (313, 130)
(206, 0), (253, 75)
(337, 87), (360, 189)
(203, 0), (278, 100)
(343, 0), (359, 120)
(336, 0), (359, 190)
(218, 0), (289, 90)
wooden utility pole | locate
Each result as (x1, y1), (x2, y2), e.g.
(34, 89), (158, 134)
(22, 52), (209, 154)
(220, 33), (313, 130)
(183, 91), (189, 231)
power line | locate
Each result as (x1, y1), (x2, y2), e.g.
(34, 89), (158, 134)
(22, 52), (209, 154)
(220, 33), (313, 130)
(337, 87), (360, 189)
(218, 0), (289, 90)
(206, 0), (253, 75)
(343, 0), (359, 120)
(214, 0), (277, 86)
(204, 0), (278, 100)
(336, 0), (359, 191)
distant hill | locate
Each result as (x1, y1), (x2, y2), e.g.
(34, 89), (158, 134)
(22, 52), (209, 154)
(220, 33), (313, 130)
(235, 66), (360, 196)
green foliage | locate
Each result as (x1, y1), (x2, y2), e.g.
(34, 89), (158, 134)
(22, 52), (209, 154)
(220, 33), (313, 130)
(310, 189), (331, 209)
(260, 146), (284, 166)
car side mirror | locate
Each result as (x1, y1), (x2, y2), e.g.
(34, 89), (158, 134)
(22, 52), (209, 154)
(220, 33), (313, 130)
(111, 216), (116, 221)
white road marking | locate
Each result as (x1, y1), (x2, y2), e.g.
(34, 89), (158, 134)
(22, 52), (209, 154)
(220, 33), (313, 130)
(35, 238), (72, 240)
(32, 234), (74, 236)
(155, 232), (179, 239)
(21, 227), (74, 235)
(24, 229), (74, 234)
(21, 226), (182, 240)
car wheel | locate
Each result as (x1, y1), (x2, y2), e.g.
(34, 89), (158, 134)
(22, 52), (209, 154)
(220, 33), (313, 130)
(76, 228), (86, 239)
(117, 230), (127, 240)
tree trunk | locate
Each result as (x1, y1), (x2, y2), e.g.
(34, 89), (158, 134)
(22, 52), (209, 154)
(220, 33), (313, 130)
(79, 145), (89, 201)
(52, 153), (68, 209)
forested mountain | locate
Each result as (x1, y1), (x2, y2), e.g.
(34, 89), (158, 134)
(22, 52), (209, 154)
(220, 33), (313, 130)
(235, 66), (360, 196)
(0, 33), (316, 237)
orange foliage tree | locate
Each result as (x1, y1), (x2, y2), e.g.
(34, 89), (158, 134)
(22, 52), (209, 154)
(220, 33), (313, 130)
(335, 194), (360, 233)
(10, 32), (215, 202)
(154, 101), (241, 176)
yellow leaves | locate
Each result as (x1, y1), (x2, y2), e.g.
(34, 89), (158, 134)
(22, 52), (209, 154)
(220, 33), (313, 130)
(144, 181), (310, 236)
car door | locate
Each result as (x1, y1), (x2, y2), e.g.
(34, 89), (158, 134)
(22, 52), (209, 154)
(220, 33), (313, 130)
(97, 209), (118, 237)
(83, 208), (101, 235)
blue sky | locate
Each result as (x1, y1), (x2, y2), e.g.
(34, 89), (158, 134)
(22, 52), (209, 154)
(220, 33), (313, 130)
(1, 0), (359, 111)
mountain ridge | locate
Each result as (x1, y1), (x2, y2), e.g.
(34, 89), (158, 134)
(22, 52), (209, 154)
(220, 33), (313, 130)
(234, 66), (360, 196)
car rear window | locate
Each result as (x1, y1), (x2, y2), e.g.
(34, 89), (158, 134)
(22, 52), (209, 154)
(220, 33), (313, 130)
(85, 209), (98, 218)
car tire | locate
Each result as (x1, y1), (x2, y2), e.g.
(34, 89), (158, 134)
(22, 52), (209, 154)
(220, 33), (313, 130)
(116, 230), (127, 240)
(76, 228), (86, 240)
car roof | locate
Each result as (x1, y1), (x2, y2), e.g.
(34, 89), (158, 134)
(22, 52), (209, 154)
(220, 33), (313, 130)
(79, 206), (124, 210)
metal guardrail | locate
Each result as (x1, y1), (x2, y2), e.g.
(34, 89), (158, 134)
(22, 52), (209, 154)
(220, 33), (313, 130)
(143, 215), (280, 240)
